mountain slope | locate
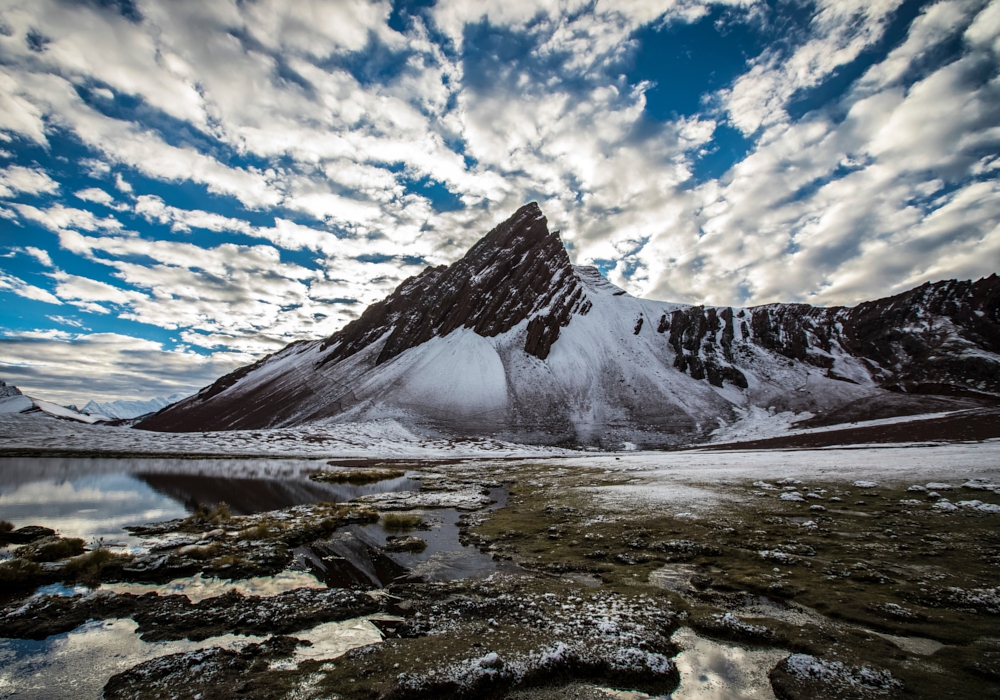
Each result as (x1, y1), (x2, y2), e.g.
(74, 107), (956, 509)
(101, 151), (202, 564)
(138, 203), (1000, 446)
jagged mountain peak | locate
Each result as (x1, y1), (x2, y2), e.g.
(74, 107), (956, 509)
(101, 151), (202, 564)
(318, 201), (585, 367)
(137, 204), (999, 444)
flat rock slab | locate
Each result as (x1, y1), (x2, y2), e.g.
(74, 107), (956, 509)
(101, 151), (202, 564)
(353, 489), (493, 511)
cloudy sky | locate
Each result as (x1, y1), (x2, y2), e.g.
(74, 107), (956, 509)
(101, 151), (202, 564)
(0, 0), (998, 406)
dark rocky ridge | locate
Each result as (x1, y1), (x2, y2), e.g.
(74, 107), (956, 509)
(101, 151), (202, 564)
(660, 275), (1000, 397)
(318, 202), (586, 366)
(137, 203), (1000, 442)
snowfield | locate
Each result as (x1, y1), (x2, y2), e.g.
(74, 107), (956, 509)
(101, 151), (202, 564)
(0, 412), (572, 460)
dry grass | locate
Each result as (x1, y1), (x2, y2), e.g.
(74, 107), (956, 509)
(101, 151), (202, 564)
(310, 468), (406, 485)
(0, 558), (42, 586)
(188, 502), (232, 524)
(62, 547), (132, 584)
(14, 536), (85, 562)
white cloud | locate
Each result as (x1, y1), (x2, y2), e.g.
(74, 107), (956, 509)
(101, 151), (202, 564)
(23, 246), (52, 267)
(0, 330), (250, 405)
(720, 0), (906, 135)
(0, 270), (62, 304)
(13, 203), (124, 232)
(0, 164), (59, 198)
(74, 187), (116, 206)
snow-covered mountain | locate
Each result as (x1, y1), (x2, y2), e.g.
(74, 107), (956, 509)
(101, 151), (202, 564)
(81, 393), (188, 420)
(0, 380), (112, 424)
(138, 203), (1000, 447)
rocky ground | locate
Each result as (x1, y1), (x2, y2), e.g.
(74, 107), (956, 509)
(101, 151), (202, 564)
(1, 451), (999, 699)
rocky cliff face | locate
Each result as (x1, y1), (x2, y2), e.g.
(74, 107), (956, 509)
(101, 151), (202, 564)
(316, 202), (587, 366)
(657, 276), (1000, 398)
(138, 204), (1000, 445)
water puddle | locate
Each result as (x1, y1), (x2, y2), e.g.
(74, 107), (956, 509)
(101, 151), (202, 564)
(0, 618), (267, 700)
(297, 507), (505, 587)
(669, 627), (789, 700)
(0, 612), (400, 699)
(102, 570), (326, 603)
(270, 616), (399, 669)
(870, 631), (944, 656)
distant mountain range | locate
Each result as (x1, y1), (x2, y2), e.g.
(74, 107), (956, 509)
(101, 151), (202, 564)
(81, 394), (189, 420)
(0, 381), (189, 424)
(0, 380), (110, 424)
(138, 203), (1000, 447)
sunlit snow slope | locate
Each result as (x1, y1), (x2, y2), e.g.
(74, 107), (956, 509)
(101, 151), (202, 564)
(139, 204), (1000, 447)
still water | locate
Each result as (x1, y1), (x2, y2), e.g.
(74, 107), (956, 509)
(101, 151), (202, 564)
(0, 457), (498, 699)
(0, 456), (420, 551)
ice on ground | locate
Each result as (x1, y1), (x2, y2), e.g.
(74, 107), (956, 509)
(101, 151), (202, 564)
(784, 653), (902, 693)
(963, 479), (1000, 492)
(869, 632), (943, 656)
(853, 481), (878, 488)
(102, 570), (326, 603)
(560, 441), (1000, 514)
(0, 618), (269, 700)
(710, 405), (812, 444)
(956, 500), (1000, 513)
(779, 492), (805, 502)
(648, 564), (699, 598)
(0, 413), (570, 460)
(670, 627), (788, 700)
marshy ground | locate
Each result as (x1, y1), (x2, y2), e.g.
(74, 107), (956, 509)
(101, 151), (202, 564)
(1, 447), (998, 699)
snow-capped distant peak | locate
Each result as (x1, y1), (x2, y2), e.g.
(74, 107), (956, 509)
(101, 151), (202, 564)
(82, 393), (189, 419)
(0, 380), (111, 424)
(0, 380), (22, 399)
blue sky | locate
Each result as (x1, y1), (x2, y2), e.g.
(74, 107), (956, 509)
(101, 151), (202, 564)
(0, 0), (998, 405)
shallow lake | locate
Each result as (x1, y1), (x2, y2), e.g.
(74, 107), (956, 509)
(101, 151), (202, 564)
(0, 456), (420, 552)
(0, 457), (505, 698)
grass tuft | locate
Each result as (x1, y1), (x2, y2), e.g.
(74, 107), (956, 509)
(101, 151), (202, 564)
(184, 502), (232, 527)
(14, 536), (86, 563)
(0, 558), (42, 587)
(62, 547), (132, 584)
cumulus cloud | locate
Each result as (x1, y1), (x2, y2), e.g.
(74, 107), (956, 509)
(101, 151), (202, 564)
(0, 0), (997, 402)
(0, 164), (59, 198)
(0, 330), (248, 405)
